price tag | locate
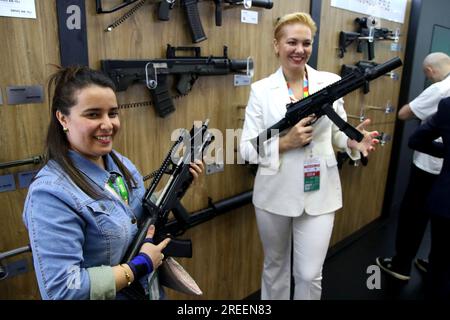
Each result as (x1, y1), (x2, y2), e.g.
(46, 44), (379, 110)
(241, 9), (258, 24)
(304, 158), (320, 192)
(234, 75), (252, 86)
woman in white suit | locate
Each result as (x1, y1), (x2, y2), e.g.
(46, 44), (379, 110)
(240, 12), (379, 300)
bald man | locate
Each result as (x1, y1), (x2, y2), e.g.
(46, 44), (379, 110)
(377, 52), (450, 281)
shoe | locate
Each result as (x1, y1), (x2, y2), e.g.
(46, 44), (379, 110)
(414, 258), (429, 273)
(376, 257), (411, 281)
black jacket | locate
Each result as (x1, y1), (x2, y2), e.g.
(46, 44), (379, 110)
(409, 96), (450, 218)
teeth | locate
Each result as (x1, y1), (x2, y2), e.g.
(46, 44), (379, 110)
(96, 136), (111, 141)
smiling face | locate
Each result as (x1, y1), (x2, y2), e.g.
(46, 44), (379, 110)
(274, 22), (313, 79)
(56, 85), (119, 167)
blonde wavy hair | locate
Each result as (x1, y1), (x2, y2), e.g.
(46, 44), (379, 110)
(274, 12), (317, 41)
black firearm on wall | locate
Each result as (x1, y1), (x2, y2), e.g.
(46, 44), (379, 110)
(96, 0), (273, 42)
(340, 60), (398, 94)
(123, 120), (214, 263)
(339, 17), (399, 60)
(158, 0), (273, 43)
(253, 57), (403, 151)
(101, 45), (253, 117)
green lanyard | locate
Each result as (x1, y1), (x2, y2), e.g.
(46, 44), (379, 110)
(108, 175), (129, 204)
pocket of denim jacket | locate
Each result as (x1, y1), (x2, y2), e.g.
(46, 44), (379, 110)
(87, 202), (126, 239)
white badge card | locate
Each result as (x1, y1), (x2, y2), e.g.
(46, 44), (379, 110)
(304, 158), (320, 192)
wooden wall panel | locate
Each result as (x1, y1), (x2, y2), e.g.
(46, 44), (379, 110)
(0, 1), (59, 299)
(316, 0), (412, 245)
(0, 0), (309, 300)
(0, 0), (412, 300)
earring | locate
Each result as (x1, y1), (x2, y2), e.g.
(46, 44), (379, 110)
(63, 127), (69, 133)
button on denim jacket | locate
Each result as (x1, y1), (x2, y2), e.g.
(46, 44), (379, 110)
(23, 150), (146, 299)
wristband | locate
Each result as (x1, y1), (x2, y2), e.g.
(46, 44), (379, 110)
(128, 252), (154, 279)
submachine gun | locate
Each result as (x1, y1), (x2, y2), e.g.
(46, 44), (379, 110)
(122, 120), (214, 263)
(254, 57), (403, 151)
(101, 44), (253, 118)
(339, 17), (399, 60)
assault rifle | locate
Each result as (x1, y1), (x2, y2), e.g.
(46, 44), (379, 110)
(158, 0), (274, 43)
(254, 57), (402, 150)
(96, 0), (273, 42)
(340, 60), (399, 94)
(339, 17), (399, 60)
(101, 44), (253, 117)
(122, 120), (214, 262)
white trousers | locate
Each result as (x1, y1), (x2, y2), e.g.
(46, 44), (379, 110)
(255, 207), (335, 300)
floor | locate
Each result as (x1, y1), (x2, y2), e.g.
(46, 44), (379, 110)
(245, 213), (431, 300)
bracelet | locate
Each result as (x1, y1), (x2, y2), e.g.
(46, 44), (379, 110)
(119, 264), (132, 287)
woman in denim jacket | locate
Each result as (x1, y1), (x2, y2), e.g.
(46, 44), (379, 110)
(22, 66), (203, 299)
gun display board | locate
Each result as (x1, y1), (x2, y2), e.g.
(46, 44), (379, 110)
(0, 0), (412, 300)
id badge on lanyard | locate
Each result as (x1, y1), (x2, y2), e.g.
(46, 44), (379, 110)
(304, 157), (320, 192)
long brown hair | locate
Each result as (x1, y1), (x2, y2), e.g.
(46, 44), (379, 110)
(45, 65), (136, 199)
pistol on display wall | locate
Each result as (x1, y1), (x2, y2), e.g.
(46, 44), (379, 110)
(101, 44), (253, 117)
(339, 16), (399, 60)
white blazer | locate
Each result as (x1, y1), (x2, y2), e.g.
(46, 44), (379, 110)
(240, 65), (359, 217)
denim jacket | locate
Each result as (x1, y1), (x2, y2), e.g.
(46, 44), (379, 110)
(23, 150), (146, 299)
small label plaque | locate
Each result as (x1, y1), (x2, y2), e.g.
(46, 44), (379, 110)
(0, 174), (16, 193)
(7, 85), (44, 105)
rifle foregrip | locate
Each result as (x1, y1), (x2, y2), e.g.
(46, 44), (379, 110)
(149, 75), (175, 117)
(162, 238), (193, 258)
(182, 0), (207, 43)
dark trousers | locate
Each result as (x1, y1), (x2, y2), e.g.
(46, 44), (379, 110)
(393, 164), (437, 273)
(427, 215), (450, 299)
